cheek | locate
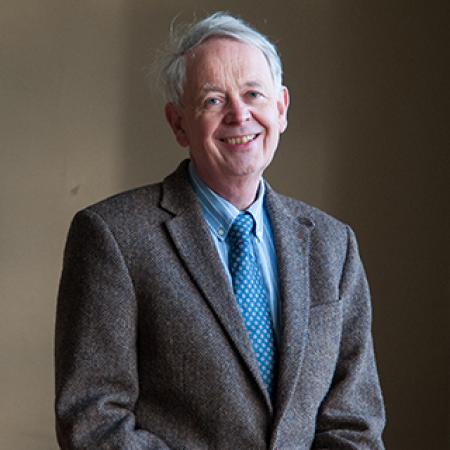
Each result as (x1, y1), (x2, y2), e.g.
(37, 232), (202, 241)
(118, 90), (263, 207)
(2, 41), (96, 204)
(262, 116), (281, 141)
(259, 111), (282, 151)
(195, 118), (218, 143)
(257, 106), (280, 130)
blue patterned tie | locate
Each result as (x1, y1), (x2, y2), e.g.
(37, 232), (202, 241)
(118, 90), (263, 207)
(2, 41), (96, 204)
(228, 212), (276, 397)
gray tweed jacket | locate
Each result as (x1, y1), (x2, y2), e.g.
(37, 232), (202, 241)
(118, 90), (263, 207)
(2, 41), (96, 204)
(55, 160), (385, 449)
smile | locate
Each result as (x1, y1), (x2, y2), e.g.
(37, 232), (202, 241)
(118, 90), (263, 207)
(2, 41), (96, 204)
(221, 134), (258, 145)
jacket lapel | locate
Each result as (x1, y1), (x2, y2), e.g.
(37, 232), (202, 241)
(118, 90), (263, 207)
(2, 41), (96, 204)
(160, 161), (273, 411)
(264, 186), (315, 435)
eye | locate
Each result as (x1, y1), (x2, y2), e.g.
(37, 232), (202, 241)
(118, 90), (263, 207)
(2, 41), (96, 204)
(205, 97), (222, 107)
(247, 91), (264, 100)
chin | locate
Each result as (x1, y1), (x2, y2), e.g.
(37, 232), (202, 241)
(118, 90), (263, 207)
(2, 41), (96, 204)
(226, 151), (267, 171)
(224, 161), (265, 179)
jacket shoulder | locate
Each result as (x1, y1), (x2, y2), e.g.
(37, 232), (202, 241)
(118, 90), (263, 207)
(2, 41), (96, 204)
(275, 192), (349, 237)
(79, 182), (167, 226)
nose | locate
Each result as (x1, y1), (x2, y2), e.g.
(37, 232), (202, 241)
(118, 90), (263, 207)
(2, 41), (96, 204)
(224, 97), (251, 125)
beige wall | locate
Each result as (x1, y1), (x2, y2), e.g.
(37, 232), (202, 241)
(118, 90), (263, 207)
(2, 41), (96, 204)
(1, 1), (447, 449)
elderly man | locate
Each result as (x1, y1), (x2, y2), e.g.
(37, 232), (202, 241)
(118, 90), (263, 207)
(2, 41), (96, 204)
(55, 12), (385, 449)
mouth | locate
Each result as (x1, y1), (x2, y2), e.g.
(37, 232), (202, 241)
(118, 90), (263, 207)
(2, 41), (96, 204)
(219, 134), (260, 145)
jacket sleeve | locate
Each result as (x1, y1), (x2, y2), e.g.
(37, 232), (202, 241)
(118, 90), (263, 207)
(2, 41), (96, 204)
(312, 226), (386, 449)
(55, 209), (172, 449)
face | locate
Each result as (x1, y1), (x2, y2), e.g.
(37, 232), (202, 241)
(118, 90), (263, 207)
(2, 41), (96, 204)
(165, 38), (289, 193)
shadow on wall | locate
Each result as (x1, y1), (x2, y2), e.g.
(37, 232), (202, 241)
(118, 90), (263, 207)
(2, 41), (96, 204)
(323, 4), (447, 450)
(122, 2), (448, 450)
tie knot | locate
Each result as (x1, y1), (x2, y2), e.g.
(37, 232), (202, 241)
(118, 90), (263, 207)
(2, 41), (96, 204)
(229, 213), (254, 242)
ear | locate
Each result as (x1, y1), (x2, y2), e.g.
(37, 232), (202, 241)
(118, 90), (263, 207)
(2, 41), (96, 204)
(165, 102), (189, 147)
(277, 86), (290, 133)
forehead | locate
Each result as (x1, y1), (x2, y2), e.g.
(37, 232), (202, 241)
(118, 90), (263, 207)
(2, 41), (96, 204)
(184, 38), (273, 93)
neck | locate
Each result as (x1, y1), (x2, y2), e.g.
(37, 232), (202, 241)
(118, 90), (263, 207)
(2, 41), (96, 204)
(193, 167), (261, 210)
(216, 179), (260, 210)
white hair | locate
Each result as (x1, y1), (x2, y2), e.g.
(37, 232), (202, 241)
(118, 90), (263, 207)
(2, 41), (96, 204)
(159, 12), (283, 104)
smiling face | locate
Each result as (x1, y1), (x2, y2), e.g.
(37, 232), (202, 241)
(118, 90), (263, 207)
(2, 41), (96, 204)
(165, 38), (289, 201)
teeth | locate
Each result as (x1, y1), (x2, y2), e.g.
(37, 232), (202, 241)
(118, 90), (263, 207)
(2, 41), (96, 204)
(224, 134), (256, 145)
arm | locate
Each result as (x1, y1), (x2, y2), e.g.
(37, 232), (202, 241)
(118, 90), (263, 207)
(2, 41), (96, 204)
(312, 226), (386, 449)
(55, 209), (171, 449)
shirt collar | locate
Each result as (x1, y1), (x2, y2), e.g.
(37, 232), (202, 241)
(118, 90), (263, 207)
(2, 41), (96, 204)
(188, 162), (265, 242)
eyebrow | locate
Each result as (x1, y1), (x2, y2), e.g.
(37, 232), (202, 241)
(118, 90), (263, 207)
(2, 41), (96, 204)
(199, 81), (265, 95)
(200, 83), (225, 95)
(244, 81), (264, 89)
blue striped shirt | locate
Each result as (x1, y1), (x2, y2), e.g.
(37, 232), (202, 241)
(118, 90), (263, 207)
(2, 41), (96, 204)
(188, 163), (280, 341)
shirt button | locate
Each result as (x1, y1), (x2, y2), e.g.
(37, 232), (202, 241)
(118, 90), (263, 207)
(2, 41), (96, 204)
(218, 228), (225, 236)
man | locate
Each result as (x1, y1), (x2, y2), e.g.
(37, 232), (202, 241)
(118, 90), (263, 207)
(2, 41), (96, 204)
(55, 12), (385, 449)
